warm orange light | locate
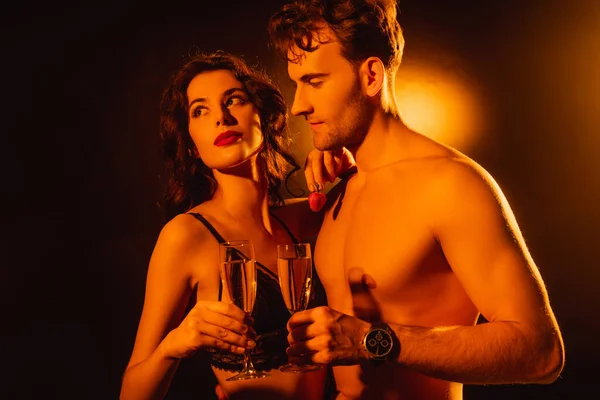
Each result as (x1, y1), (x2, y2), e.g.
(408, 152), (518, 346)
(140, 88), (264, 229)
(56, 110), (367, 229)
(395, 60), (487, 152)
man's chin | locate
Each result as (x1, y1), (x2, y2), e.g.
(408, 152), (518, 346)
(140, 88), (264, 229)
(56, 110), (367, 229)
(314, 140), (344, 152)
(314, 143), (335, 152)
(313, 134), (336, 152)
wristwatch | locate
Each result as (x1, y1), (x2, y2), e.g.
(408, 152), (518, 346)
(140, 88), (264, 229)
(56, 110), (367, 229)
(361, 322), (398, 367)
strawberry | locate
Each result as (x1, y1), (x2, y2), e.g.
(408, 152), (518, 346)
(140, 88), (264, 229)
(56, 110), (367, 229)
(308, 191), (327, 212)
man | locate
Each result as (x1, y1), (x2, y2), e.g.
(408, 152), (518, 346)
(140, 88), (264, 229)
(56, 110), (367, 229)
(268, 1), (564, 399)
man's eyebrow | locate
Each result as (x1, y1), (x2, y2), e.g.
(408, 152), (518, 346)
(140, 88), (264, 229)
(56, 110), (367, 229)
(188, 87), (247, 108)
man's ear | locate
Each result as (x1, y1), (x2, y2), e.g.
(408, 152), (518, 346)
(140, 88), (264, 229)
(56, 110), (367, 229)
(359, 57), (385, 97)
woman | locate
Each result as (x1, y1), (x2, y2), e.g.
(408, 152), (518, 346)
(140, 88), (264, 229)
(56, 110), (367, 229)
(119, 51), (332, 400)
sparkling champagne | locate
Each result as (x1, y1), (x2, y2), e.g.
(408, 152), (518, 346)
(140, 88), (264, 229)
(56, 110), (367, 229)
(277, 257), (312, 313)
(222, 259), (257, 314)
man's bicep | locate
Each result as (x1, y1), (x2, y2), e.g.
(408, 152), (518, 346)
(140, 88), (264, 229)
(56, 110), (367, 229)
(433, 164), (551, 325)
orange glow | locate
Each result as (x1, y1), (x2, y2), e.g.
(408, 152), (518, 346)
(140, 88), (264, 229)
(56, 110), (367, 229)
(395, 60), (487, 152)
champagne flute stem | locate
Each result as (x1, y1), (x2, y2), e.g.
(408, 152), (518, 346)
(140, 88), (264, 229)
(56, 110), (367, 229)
(243, 349), (250, 370)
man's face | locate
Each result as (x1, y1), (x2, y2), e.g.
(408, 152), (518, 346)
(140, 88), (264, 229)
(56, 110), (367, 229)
(287, 28), (371, 151)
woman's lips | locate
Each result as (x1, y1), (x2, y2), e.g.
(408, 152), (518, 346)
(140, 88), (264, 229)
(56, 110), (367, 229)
(214, 131), (243, 146)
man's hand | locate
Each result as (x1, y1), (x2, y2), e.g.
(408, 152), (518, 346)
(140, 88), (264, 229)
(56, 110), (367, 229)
(304, 147), (356, 193)
(286, 306), (370, 366)
(285, 268), (379, 366)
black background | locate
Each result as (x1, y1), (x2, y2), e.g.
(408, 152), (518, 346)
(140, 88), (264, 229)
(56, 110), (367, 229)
(3, 0), (599, 398)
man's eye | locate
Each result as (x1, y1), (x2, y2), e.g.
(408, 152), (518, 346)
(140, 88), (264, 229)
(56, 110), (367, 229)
(308, 80), (323, 88)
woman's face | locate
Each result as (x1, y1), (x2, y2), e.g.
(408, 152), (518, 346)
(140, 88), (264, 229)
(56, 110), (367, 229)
(186, 69), (263, 170)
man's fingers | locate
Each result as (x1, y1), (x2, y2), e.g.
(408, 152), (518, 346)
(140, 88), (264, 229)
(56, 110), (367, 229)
(323, 151), (336, 182)
(304, 160), (317, 192)
(304, 150), (326, 191)
(288, 319), (330, 343)
(305, 156), (325, 192)
(288, 349), (342, 365)
(288, 334), (336, 356)
(288, 323), (311, 343)
(347, 267), (380, 321)
(286, 308), (317, 331)
(288, 353), (317, 366)
(348, 267), (375, 294)
(312, 156), (325, 189)
(287, 338), (318, 357)
(362, 274), (377, 289)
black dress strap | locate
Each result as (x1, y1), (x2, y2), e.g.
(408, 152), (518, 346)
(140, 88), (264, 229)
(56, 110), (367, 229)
(187, 213), (226, 300)
(188, 213), (226, 244)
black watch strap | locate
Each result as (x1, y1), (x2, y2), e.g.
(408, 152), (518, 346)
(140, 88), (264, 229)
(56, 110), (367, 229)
(362, 322), (399, 367)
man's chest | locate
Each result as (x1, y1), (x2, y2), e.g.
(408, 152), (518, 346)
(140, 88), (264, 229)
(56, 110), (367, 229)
(314, 181), (441, 307)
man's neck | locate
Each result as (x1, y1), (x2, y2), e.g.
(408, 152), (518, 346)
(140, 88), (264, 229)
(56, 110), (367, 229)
(351, 111), (412, 173)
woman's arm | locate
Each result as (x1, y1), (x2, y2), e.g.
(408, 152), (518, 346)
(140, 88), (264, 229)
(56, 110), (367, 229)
(120, 214), (253, 400)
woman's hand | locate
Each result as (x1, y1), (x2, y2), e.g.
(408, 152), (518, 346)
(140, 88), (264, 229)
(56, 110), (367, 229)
(161, 300), (255, 359)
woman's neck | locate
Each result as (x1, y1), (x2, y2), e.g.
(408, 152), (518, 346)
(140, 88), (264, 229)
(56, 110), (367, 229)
(210, 159), (272, 229)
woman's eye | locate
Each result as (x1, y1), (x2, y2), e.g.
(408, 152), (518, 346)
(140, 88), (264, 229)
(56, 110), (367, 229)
(192, 106), (208, 118)
(226, 96), (247, 107)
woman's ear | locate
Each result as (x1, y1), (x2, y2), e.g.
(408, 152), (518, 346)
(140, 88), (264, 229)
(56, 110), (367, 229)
(359, 57), (385, 97)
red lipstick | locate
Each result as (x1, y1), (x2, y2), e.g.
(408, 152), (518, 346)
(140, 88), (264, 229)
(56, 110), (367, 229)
(214, 130), (243, 147)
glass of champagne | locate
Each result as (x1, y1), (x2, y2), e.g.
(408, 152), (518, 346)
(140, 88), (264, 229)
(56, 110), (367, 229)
(277, 243), (322, 373)
(219, 240), (269, 381)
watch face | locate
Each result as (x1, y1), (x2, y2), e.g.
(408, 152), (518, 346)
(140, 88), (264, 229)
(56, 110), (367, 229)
(365, 328), (393, 357)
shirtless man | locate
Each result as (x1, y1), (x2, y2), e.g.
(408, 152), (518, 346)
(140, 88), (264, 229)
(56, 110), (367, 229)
(268, 1), (565, 399)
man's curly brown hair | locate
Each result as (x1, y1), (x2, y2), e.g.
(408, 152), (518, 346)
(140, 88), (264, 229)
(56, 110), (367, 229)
(268, 0), (404, 80)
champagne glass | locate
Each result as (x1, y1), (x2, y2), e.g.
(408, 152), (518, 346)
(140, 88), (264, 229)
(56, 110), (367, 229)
(219, 240), (269, 381)
(277, 243), (322, 373)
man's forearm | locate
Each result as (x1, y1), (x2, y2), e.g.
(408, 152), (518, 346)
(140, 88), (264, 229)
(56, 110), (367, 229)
(389, 320), (564, 385)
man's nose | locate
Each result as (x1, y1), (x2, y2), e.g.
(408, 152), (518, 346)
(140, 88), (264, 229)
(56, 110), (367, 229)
(290, 88), (312, 117)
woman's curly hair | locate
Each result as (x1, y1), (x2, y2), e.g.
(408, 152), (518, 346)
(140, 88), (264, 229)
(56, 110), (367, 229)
(159, 51), (299, 221)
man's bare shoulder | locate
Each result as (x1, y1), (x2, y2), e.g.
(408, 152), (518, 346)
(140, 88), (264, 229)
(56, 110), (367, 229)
(412, 155), (512, 225)
(372, 141), (496, 192)
(430, 155), (501, 195)
(412, 134), (497, 187)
